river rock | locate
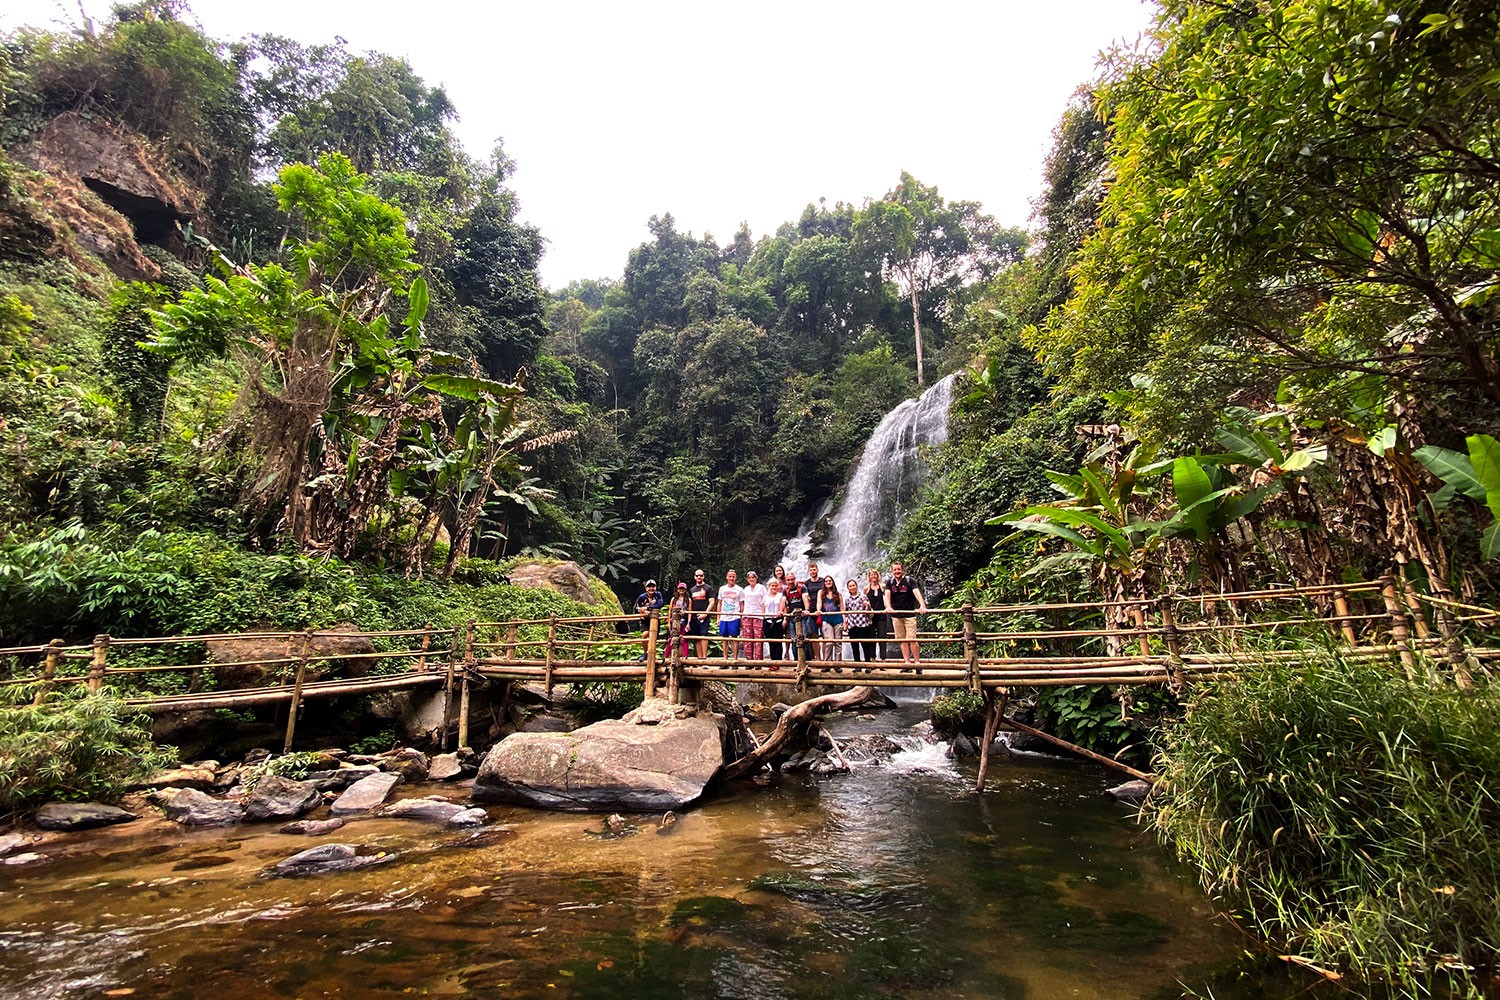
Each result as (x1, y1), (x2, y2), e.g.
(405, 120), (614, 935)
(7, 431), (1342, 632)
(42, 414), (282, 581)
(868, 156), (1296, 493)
(155, 788), (244, 827)
(129, 765), (218, 791)
(948, 734), (979, 759)
(447, 807), (488, 827)
(329, 772), (401, 815)
(380, 797), (466, 823)
(473, 707), (730, 811)
(378, 748), (430, 783)
(244, 775), (322, 822)
(0, 833), (30, 857)
(426, 753), (465, 782)
(34, 802), (139, 831)
(271, 843), (393, 876)
(1106, 779), (1152, 804)
(2, 852), (49, 866)
(302, 764), (382, 792)
(280, 818), (347, 836)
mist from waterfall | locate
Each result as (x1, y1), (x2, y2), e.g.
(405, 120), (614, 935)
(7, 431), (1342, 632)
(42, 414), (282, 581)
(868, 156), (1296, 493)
(779, 372), (957, 587)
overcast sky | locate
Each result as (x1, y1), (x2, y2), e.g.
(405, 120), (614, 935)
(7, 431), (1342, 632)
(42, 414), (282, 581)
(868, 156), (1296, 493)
(3, 1), (1159, 289)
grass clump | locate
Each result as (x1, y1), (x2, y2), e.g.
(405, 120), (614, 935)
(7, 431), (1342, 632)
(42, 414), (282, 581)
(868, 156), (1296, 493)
(1149, 649), (1500, 993)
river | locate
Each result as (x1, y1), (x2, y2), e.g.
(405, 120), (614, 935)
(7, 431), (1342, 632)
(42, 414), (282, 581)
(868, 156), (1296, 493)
(0, 707), (1315, 999)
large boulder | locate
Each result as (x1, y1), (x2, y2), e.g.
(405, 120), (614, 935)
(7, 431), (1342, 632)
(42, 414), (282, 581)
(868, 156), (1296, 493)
(34, 802), (138, 832)
(154, 788), (244, 827)
(205, 624), (376, 689)
(503, 559), (619, 611)
(243, 775), (322, 822)
(473, 700), (731, 811)
(329, 772), (401, 815)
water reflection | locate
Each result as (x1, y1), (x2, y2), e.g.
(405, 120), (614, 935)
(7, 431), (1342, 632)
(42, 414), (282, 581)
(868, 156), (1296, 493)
(0, 708), (1321, 999)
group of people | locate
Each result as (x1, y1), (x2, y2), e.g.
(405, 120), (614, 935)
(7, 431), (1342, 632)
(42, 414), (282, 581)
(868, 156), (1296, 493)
(634, 560), (929, 665)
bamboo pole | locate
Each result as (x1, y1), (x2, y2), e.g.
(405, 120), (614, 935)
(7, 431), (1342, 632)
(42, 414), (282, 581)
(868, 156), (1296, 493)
(33, 639), (63, 705)
(1380, 573), (1417, 679)
(963, 603), (981, 694)
(1159, 597), (1185, 691)
(282, 631), (311, 753)
(417, 626), (432, 672)
(1331, 588), (1358, 645)
(457, 672), (472, 749)
(544, 615), (559, 696)
(1400, 575), (1432, 639)
(793, 609), (809, 692)
(975, 689), (1009, 793)
(87, 634), (109, 695)
(664, 607), (680, 704)
(999, 715), (1152, 782)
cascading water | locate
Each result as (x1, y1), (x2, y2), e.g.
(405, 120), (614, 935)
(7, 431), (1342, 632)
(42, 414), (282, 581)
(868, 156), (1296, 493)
(779, 372), (957, 586)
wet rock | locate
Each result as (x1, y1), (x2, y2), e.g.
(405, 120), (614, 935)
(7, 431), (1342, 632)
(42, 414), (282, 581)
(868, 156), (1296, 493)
(474, 710), (729, 812)
(379, 797), (465, 824)
(131, 765), (217, 791)
(155, 788), (244, 827)
(1106, 779), (1152, 805)
(329, 772), (401, 815)
(244, 775), (322, 822)
(2, 852), (49, 866)
(948, 734), (979, 759)
(34, 802), (138, 831)
(279, 818), (347, 836)
(780, 749), (819, 773)
(270, 843), (393, 876)
(426, 753), (464, 781)
(0, 833), (30, 857)
(838, 734), (901, 762)
(379, 748), (430, 784)
(447, 807), (488, 828)
(302, 764), (382, 792)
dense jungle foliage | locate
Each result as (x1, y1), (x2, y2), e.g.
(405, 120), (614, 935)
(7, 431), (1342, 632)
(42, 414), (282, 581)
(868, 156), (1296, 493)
(3, 0), (1499, 986)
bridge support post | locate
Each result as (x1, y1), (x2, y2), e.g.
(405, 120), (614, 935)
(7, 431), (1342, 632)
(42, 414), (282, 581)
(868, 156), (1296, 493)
(1380, 572), (1417, 678)
(545, 615), (559, 697)
(793, 610), (809, 692)
(282, 631), (311, 754)
(33, 639), (63, 706)
(665, 607), (680, 704)
(962, 604), (980, 694)
(975, 688), (1008, 794)
(1159, 597), (1185, 691)
(1331, 589), (1358, 645)
(87, 634), (110, 695)
(457, 673), (472, 749)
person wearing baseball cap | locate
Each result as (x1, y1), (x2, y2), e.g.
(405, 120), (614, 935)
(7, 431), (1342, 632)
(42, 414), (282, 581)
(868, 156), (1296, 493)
(634, 578), (665, 660)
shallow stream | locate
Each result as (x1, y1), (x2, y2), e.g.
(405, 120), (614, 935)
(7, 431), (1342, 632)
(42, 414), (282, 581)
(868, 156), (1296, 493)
(0, 708), (1317, 999)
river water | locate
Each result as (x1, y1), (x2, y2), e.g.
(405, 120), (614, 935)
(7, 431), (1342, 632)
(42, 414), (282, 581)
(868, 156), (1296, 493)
(0, 708), (1312, 1000)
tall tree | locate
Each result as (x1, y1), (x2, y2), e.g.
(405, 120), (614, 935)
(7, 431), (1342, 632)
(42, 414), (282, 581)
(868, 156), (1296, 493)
(854, 173), (1020, 384)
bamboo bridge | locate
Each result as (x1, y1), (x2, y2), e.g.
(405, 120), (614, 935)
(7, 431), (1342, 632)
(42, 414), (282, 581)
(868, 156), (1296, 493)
(4, 577), (1495, 771)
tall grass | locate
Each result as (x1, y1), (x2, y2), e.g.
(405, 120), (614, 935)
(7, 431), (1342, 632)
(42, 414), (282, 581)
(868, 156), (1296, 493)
(1149, 647), (1500, 994)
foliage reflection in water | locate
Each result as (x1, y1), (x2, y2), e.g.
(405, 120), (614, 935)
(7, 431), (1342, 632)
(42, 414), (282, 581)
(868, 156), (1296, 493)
(0, 709), (1320, 999)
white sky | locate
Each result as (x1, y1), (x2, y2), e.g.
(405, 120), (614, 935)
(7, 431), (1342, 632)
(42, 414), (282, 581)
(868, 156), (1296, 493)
(3, 1), (1159, 289)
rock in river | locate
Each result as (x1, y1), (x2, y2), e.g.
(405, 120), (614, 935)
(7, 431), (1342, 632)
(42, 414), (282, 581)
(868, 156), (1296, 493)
(1105, 779), (1153, 804)
(243, 775), (322, 822)
(280, 818), (346, 836)
(473, 700), (731, 811)
(270, 843), (393, 876)
(34, 802), (138, 831)
(155, 788), (245, 827)
(329, 771), (401, 815)
(379, 796), (466, 824)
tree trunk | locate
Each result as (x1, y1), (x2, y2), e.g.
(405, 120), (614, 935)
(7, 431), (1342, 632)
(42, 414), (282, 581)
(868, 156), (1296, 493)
(721, 686), (876, 781)
(908, 287), (925, 386)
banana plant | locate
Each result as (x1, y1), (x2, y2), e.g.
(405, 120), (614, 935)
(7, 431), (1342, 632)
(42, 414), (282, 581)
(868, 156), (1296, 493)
(1414, 434), (1500, 559)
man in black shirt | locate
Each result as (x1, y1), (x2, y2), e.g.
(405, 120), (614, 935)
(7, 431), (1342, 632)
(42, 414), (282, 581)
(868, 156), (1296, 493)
(634, 579), (665, 660)
(885, 561), (928, 664)
(687, 569), (713, 660)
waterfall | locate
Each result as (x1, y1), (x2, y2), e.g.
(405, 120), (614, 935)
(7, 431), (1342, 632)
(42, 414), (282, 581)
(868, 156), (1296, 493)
(779, 372), (957, 587)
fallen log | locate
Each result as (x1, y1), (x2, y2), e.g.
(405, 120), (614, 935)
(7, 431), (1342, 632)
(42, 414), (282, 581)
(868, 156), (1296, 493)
(721, 686), (875, 781)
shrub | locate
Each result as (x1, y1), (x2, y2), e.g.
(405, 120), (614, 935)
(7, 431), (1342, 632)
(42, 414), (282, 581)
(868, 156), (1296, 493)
(928, 690), (985, 739)
(0, 683), (177, 812)
(1149, 650), (1500, 991)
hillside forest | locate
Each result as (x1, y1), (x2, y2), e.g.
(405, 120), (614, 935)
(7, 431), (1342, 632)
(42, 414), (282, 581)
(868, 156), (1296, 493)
(3, 2), (1500, 989)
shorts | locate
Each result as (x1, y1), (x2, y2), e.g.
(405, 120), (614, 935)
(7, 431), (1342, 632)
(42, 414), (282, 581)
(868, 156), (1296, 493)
(718, 619), (742, 638)
(687, 618), (710, 637)
(892, 615), (918, 641)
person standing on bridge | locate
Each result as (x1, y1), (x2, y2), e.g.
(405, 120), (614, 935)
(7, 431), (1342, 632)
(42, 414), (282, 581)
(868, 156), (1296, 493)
(717, 569), (744, 659)
(634, 579), (665, 661)
(740, 570), (768, 660)
(886, 562), (928, 665)
(782, 570), (808, 661)
(687, 569), (713, 661)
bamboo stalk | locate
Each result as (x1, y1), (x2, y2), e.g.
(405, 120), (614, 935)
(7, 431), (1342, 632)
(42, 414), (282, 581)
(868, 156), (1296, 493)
(999, 716), (1153, 782)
